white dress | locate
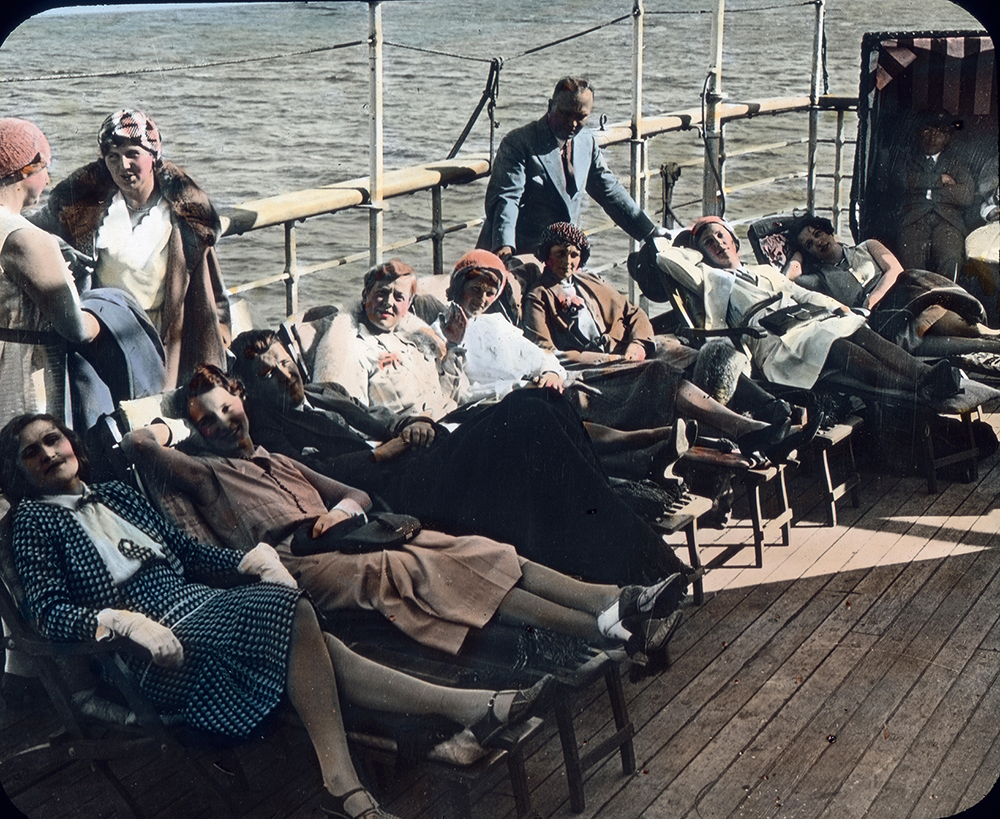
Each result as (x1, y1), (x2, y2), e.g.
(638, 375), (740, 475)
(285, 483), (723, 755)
(433, 310), (566, 401)
(0, 205), (67, 424)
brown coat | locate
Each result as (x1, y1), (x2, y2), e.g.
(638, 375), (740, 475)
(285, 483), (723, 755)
(31, 160), (229, 387)
(522, 269), (655, 356)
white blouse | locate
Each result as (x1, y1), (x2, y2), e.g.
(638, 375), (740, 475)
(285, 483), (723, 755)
(94, 192), (172, 320)
(44, 485), (167, 585)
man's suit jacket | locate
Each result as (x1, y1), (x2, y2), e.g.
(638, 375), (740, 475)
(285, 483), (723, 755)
(899, 145), (974, 232)
(478, 116), (656, 255)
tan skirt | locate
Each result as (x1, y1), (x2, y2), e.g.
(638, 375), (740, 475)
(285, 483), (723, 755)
(277, 530), (523, 654)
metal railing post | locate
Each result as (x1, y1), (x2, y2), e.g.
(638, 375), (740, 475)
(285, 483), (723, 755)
(703, 0), (726, 216)
(629, 0), (644, 303)
(368, 0), (384, 267)
(807, 0), (826, 214)
(431, 186), (445, 275)
(283, 220), (299, 317)
(833, 109), (845, 234)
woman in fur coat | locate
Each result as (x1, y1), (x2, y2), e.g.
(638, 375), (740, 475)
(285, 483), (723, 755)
(30, 109), (229, 388)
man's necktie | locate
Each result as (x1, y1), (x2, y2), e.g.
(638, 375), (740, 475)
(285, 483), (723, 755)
(562, 140), (577, 196)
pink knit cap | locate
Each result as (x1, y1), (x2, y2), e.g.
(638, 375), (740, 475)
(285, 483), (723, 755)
(447, 249), (508, 302)
(0, 118), (51, 181)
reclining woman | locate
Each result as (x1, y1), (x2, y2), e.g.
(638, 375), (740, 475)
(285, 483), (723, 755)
(0, 413), (554, 819)
(29, 109), (230, 387)
(784, 215), (1000, 367)
(518, 224), (817, 461)
(122, 365), (690, 664)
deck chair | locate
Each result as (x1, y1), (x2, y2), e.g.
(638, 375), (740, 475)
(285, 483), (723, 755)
(0, 503), (247, 819)
(106, 392), (640, 817)
(628, 244), (796, 566)
(747, 214), (1000, 493)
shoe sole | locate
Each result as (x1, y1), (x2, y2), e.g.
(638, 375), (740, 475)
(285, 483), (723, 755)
(641, 608), (683, 656)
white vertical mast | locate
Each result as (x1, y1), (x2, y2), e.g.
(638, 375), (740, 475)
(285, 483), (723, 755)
(703, 0), (726, 216)
(368, 0), (384, 267)
(630, 0), (645, 303)
(807, 0), (827, 214)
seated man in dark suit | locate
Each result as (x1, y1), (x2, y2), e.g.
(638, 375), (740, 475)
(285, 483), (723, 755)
(229, 329), (694, 587)
(478, 76), (664, 262)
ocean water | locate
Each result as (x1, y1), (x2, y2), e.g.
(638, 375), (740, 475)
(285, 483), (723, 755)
(0, 0), (989, 323)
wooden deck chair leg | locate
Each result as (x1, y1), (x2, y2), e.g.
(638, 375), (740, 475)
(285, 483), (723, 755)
(684, 520), (705, 606)
(604, 664), (636, 776)
(924, 419), (939, 494)
(816, 420), (863, 527)
(552, 662), (636, 814)
(776, 467), (792, 548)
(744, 478), (767, 567)
(506, 738), (533, 818)
(553, 686), (586, 813)
(964, 411), (979, 483)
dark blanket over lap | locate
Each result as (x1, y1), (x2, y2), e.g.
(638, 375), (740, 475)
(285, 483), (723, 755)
(352, 390), (683, 585)
(563, 358), (683, 431)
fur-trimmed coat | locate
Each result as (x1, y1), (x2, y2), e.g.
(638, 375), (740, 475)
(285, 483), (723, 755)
(30, 160), (229, 387)
(311, 307), (469, 421)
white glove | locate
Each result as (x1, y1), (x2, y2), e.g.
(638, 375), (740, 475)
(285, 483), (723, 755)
(96, 609), (184, 668)
(239, 543), (298, 588)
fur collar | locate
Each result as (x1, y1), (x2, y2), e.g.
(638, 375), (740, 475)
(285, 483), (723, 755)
(311, 305), (448, 385)
(46, 159), (220, 252)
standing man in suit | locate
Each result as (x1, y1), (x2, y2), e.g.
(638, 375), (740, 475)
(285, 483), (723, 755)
(478, 77), (663, 261)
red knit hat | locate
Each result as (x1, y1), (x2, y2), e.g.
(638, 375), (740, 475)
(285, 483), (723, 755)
(690, 215), (740, 249)
(448, 249), (508, 302)
(0, 118), (51, 181)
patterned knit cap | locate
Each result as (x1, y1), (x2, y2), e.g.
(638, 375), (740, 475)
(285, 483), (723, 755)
(98, 109), (162, 160)
(0, 118), (51, 181)
(447, 249), (508, 301)
(536, 222), (591, 266)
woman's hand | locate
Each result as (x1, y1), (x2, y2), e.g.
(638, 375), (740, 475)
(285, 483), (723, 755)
(532, 371), (565, 392)
(239, 543), (297, 588)
(441, 302), (468, 344)
(623, 342), (647, 361)
(312, 497), (368, 538)
(96, 609), (184, 668)
(399, 420), (436, 448)
(311, 508), (352, 538)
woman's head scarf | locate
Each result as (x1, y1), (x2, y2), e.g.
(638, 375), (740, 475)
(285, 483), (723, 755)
(98, 109), (162, 161)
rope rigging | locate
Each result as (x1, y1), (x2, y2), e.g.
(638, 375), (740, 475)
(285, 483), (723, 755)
(0, 40), (366, 84)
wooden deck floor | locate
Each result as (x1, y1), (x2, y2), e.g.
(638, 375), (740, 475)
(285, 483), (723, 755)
(3, 404), (999, 819)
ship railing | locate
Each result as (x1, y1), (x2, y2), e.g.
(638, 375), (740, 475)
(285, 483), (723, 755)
(220, 93), (858, 316)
